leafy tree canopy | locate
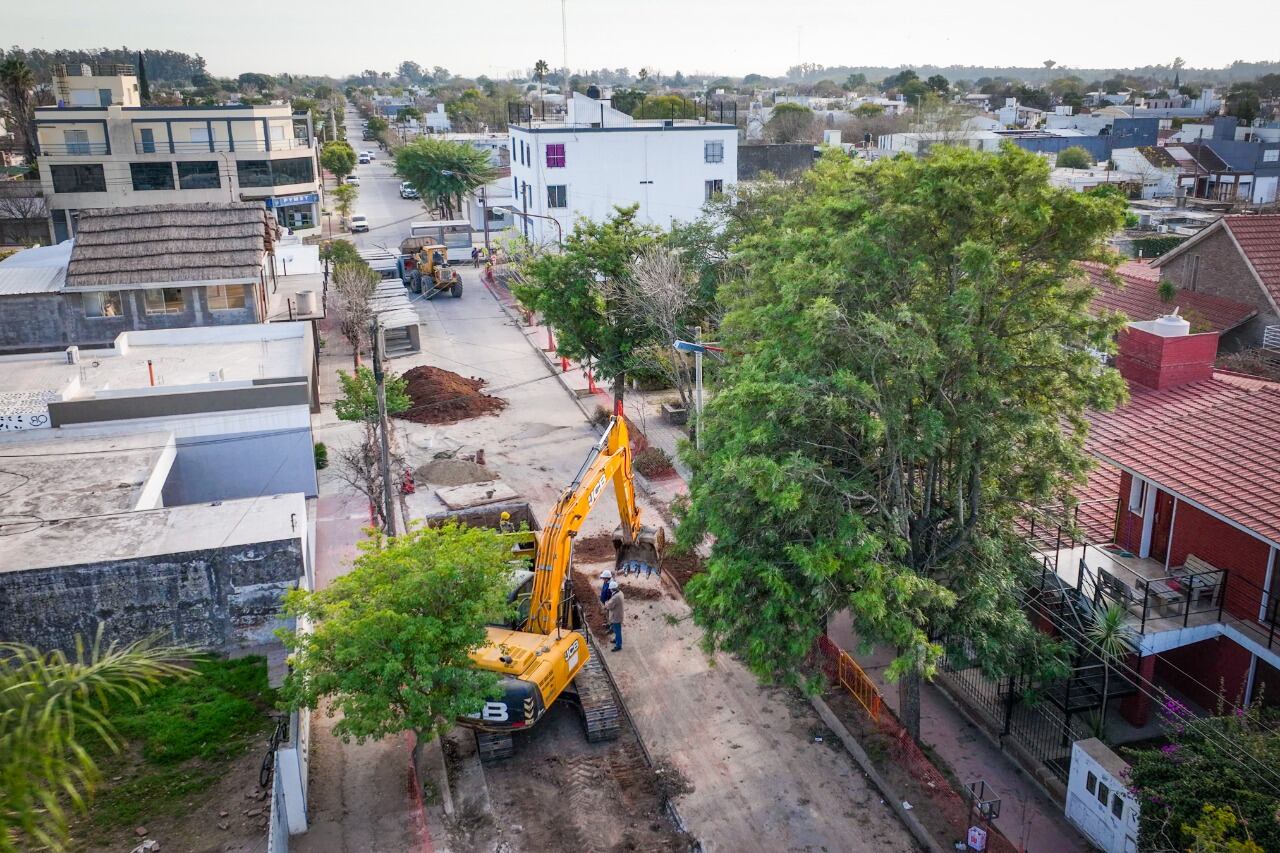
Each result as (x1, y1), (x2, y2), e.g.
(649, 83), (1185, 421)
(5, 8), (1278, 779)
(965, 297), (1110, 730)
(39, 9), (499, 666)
(1057, 146), (1094, 169)
(1128, 703), (1280, 852)
(512, 205), (660, 400)
(677, 145), (1126, 739)
(279, 523), (514, 743)
(393, 137), (498, 219)
(320, 140), (356, 180)
(335, 366), (411, 423)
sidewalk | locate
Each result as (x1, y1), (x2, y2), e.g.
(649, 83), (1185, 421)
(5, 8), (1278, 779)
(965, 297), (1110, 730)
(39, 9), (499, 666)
(827, 612), (1089, 852)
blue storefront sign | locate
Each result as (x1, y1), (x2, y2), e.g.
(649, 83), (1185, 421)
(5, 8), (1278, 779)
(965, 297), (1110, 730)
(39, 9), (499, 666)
(266, 193), (319, 209)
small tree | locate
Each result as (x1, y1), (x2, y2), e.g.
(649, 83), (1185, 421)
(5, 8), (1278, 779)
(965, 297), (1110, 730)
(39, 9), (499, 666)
(279, 522), (514, 743)
(321, 238), (363, 268)
(1, 632), (191, 850)
(320, 140), (357, 182)
(334, 423), (404, 531)
(365, 115), (389, 137)
(1057, 146), (1093, 169)
(332, 182), (359, 223)
(1084, 602), (1136, 737)
(330, 261), (378, 368)
(335, 365), (411, 423)
(766, 102), (816, 143)
(513, 205), (660, 411)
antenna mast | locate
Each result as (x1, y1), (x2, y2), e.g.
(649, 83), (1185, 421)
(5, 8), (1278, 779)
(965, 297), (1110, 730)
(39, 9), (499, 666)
(561, 0), (570, 99)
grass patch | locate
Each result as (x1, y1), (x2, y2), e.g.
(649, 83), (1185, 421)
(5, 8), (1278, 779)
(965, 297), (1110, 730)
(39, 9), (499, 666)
(79, 656), (276, 836)
(107, 655), (276, 764)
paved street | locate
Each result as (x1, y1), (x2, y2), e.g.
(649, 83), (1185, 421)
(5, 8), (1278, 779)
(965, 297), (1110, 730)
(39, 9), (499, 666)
(335, 108), (429, 252)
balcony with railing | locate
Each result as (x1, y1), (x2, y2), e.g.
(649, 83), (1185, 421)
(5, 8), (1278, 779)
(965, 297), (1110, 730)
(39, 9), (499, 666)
(133, 137), (313, 155)
(39, 142), (111, 156)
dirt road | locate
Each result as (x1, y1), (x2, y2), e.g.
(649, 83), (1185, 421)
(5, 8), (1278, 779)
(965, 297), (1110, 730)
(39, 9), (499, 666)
(379, 267), (918, 852)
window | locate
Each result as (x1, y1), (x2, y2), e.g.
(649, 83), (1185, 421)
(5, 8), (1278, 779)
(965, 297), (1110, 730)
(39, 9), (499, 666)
(1265, 149), (1280, 163)
(269, 157), (315, 186)
(207, 284), (247, 311)
(130, 162), (175, 191)
(546, 143), (566, 168)
(143, 288), (185, 315)
(1111, 794), (1124, 819)
(547, 184), (567, 208)
(139, 128), (156, 153)
(189, 126), (211, 144)
(1128, 477), (1145, 513)
(1097, 781), (1110, 806)
(63, 129), (90, 155)
(1085, 772), (1097, 795)
(98, 88), (112, 107)
(705, 140), (724, 163)
(270, 125), (286, 141)
(82, 291), (123, 318)
(705, 179), (724, 201)
(50, 164), (106, 193)
(237, 160), (273, 188)
(177, 161), (221, 190)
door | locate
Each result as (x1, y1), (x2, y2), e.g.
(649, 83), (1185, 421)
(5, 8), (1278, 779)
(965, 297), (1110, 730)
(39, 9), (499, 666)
(140, 128), (156, 154)
(64, 129), (90, 155)
(1150, 490), (1175, 565)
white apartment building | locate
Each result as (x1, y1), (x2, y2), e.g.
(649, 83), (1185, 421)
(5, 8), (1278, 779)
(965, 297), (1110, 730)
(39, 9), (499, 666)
(508, 93), (737, 245)
(36, 64), (320, 242)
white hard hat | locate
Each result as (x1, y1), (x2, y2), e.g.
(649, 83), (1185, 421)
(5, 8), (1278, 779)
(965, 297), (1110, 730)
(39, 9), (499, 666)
(601, 569), (612, 578)
(609, 580), (620, 591)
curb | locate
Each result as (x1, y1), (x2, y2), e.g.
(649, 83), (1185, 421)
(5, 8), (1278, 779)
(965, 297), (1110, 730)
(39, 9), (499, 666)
(810, 695), (946, 853)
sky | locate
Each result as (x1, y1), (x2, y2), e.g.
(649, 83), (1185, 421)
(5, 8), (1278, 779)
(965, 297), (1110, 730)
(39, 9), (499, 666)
(9, 0), (1280, 80)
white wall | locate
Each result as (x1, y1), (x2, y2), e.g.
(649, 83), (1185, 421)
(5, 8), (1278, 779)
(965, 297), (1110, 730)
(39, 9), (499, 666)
(510, 123), (737, 245)
(1065, 739), (1139, 853)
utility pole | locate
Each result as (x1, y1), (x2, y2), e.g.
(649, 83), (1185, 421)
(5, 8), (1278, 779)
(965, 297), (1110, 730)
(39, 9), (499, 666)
(480, 185), (491, 254)
(370, 320), (397, 536)
(561, 0), (570, 100)
(693, 326), (704, 451)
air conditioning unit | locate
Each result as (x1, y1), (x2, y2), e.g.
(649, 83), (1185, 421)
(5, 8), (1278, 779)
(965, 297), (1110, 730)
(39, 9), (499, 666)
(65, 346), (80, 365)
(1156, 224), (1169, 233)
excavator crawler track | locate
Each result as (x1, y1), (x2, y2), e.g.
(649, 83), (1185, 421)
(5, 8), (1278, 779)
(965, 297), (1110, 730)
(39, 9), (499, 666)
(574, 655), (621, 743)
(475, 730), (514, 762)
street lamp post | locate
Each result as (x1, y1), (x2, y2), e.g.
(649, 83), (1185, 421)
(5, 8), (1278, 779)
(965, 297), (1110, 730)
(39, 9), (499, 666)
(672, 331), (724, 451)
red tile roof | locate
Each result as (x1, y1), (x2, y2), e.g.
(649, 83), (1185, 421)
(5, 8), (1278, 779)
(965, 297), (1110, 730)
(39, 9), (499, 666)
(1086, 372), (1280, 546)
(1081, 263), (1257, 333)
(1223, 215), (1280, 310)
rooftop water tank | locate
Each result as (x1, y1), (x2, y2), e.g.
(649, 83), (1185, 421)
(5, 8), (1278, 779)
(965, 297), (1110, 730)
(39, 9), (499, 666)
(297, 290), (318, 316)
(1152, 311), (1191, 337)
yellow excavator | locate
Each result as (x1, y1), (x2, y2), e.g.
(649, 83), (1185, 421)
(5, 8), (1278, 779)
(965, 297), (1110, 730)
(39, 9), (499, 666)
(461, 415), (664, 760)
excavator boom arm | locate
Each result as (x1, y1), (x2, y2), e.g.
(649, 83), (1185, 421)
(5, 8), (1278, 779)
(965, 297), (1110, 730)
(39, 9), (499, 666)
(525, 417), (645, 635)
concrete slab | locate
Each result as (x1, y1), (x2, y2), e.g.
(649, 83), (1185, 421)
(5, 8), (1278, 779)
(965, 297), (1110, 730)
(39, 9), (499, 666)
(434, 480), (516, 509)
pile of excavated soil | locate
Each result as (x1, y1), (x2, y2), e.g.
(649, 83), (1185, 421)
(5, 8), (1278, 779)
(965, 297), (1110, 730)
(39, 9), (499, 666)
(616, 581), (663, 601)
(395, 366), (506, 425)
(415, 457), (494, 487)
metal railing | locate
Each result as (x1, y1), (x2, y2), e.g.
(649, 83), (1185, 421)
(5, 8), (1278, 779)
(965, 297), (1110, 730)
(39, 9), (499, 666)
(133, 138), (312, 154)
(1264, 325), (1280, 355)
(39, 142), (109, 156)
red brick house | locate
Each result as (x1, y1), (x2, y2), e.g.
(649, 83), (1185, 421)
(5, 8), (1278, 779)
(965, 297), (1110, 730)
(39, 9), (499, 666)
(1052, 318), (1280, 726)
(1152, 214), (1280, 350)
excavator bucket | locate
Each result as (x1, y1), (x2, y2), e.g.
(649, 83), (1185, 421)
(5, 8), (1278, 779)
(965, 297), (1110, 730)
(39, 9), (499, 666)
(612, 525), (665, 577)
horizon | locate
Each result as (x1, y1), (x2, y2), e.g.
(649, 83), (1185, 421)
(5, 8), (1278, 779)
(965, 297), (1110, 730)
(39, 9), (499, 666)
(7, 0), (1279, 81)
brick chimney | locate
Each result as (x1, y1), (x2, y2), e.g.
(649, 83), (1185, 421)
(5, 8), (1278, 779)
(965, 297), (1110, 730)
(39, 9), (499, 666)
(1116, 313), (1219, 391)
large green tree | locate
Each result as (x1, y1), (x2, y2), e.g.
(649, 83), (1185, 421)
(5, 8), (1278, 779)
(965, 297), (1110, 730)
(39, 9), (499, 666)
(513, 205), (661, 410)
(394, 137), (498, 219)
(320, 140), (357, 181)
(0, 58), (37, 163)
(279, 522), (513, 743)
(766, 102), (816, 143)
(677, 145), (1126, 740)
(1, 634), (191, 851)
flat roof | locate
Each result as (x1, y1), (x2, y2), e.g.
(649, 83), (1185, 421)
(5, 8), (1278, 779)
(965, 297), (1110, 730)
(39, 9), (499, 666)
(0, 323), (311, 417)
(0, 491), (306, 573)
(0, 431), (172, 522)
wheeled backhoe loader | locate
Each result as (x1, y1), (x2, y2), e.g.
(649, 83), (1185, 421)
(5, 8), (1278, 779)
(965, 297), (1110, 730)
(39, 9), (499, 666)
(459, 415), (664, 760)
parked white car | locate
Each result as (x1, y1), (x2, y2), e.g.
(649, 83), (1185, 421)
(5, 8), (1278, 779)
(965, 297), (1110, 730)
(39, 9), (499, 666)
(349, 214), (369, 233)
(345, 175), (361, 186)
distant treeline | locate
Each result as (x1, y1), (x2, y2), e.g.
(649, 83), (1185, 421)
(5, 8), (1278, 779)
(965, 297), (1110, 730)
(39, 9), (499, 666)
(787, 60), (1280, 86)
(0, 47), (207, 84)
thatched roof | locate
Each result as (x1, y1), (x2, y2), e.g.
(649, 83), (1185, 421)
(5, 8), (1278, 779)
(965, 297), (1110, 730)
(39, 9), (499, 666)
(66, 202), (276, 289)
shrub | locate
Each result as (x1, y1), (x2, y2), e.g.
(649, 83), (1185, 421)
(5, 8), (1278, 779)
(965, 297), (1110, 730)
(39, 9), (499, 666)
(634, 446), (675, 478)
(590, 405), (612, 428)
(314, 441), (329, 469)
(1132, 236), (1186, 258)
(1056, 146), (1093, 169)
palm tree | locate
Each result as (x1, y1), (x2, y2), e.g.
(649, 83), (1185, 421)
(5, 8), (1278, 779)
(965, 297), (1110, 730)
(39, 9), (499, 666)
(1, 632), (192, 850)
(1085, 602), (1137, 739)
(0, 57), (38, 164)
(533, 59), (550, 100)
